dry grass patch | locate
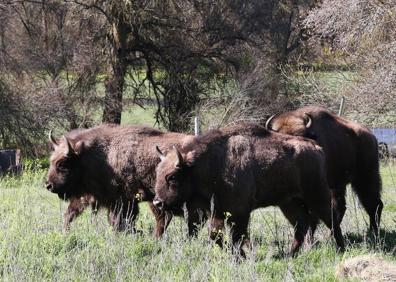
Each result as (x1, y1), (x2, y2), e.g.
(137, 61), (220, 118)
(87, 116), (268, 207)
(336, 254), (396, 281)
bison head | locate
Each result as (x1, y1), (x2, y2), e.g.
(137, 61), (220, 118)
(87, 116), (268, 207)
(153, 145), (194, 211)
(45, 131), (84, 200)
(265, 112), (317, 139)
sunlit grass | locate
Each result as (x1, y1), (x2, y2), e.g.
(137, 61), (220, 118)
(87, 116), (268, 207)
(121, 104), (158, 128)
(0, 164), (395, 281)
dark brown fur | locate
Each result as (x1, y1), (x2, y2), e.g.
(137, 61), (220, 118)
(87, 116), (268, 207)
(153, 124), (345, 256)
(46, 124), (192, 235)
(266, 106), (383, 235)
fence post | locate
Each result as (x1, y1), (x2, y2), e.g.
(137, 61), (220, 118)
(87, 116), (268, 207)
(338, 96), (346, 116)
(194, 116), (200, 136)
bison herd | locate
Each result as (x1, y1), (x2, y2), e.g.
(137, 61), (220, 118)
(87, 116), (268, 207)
(44, 106), (383, 257)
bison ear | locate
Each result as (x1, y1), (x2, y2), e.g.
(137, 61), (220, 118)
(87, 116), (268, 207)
(173, 146), (184, 168)
(73, 140), (84, 155)
(49, 130), (58, 148)
(62, 136), (83, 157)
(185, 151), (197, 167)
(303, 113), (313, 128)
(62, 136), (73, 156)
(156, 145), (166, 161)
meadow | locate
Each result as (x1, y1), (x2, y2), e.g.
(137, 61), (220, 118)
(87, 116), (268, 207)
(0, 163), (395, 281)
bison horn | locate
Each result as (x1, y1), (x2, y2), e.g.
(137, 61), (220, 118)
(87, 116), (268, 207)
(62, 135), (74, 156)
(304, 113), (313, 128)
(156, 145), (166, 161)
(173, 145), (184, 168)
(49, 130), (58, 146)
(265, 114), (277, 130)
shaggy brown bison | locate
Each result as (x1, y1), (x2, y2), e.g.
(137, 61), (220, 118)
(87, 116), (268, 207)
(153, 124), (344, 256)
(265, 106), (383, 235)
(46, 124), (194, 235)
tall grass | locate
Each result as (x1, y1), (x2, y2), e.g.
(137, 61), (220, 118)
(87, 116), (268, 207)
(0, 164), (395, 281)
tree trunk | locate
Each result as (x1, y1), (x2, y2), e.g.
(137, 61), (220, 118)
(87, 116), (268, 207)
(102, 19), (128, 124)
(102, 58), (127, 124)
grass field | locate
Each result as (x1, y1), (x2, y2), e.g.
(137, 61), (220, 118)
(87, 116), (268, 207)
(121, 105), (158, 128)
(0, 164), (395, 281)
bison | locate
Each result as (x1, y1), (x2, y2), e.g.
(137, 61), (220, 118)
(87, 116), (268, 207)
(46, 124), (194, 236)
(265, 106), (383, 235)
(153, 124), (345, 256)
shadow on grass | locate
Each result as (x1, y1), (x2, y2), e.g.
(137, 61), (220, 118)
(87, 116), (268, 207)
(268, 229), (396, 259)
(345, 229), (396, 253)
(247, 227), (396, 261)
(271, 251), (289, 260)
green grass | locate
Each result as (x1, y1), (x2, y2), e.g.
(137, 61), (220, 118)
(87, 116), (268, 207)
(1, 165), (396, 281)
(121, 105), (158, 127)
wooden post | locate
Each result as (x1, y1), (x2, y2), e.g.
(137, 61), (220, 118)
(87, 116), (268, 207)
(194, 116), (200, 136)
(338, 97), (346, 116)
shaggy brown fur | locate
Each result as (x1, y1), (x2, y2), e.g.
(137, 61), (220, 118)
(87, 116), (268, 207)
(266, 106), (383, 235)
(153, 123), (345, 256)
(46, 124), (192, 235)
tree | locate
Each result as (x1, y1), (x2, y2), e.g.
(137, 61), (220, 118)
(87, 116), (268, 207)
(69, 0), (319, 131)
(305, 0), (396, 125)
(0, 0), (104, 154)
(1, 0), (324, 154)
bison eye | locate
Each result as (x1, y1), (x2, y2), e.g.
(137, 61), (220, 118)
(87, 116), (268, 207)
(56, 160), (68, 170)
(169, 175), (176, 181)
(166, 174), (177, 184)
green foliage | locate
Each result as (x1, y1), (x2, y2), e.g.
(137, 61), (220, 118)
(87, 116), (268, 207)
(0, 165), (395, 281)
(23, 158), (50, 171)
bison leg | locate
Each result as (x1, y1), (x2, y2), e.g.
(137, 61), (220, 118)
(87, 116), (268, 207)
(209, 216), (225, 248)
(305, 192), (345, 252)
(280, 200), (310, 256)
(63, 196), (95, 232)
(352, 140), (383, 236)
(320, 211), (345, 253)
(306, 215), (319, 246)
(351, 179), (383, 236)
(186, 199), (208, 237)
(229, 214), (250, 258)
(107, 209), (118, 229)
(330, 186), (347, 225)
(187, 208), (207, 237)
(108, 200), (139, 233)
(149, 202), (173, 238)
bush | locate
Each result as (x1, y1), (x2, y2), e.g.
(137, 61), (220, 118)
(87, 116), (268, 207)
(23, 158), (50, 172)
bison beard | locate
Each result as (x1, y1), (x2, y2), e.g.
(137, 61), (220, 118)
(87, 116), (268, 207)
(265, 106), (383, 236)
(45, 124), (191, 235)
(153, 124), (345, 257)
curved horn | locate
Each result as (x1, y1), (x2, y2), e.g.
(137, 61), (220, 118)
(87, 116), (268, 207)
(48, 130), (58, 146)
(173, 145), (184, 167)
(265, 114), (277, 130)
(62, 135), (73, 156)
(304, 113), (312, 128)
(156, 145), (165, 161)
